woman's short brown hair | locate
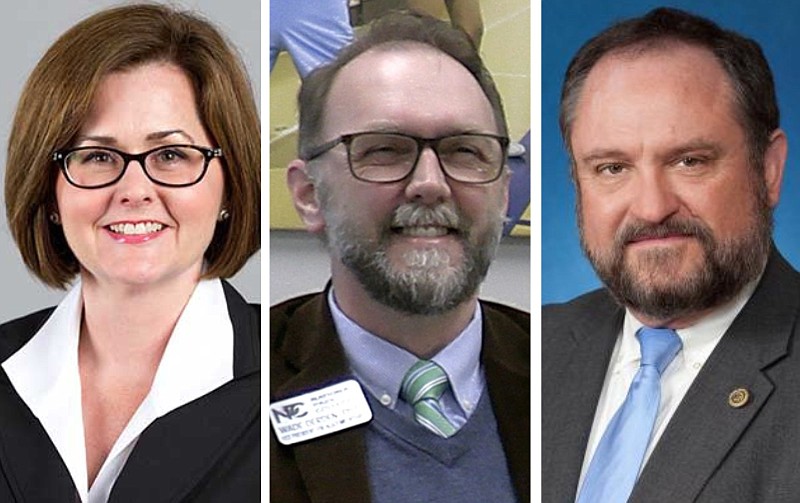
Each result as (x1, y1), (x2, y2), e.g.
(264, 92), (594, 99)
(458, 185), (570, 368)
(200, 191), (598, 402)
(5, 3), (261, 288)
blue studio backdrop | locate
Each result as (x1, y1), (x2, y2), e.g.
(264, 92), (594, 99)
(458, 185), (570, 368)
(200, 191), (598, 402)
(542, 0), (800, 304)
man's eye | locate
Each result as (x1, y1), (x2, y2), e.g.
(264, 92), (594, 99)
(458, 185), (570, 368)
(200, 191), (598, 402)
(354, 142), (412, 164)
(364, 145), (403, 155)
(679, 156), (703, 167)
(598, 163), (625, 175)
(454, 145), (480, 155)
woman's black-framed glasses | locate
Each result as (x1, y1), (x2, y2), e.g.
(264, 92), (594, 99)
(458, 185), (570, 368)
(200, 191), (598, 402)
(52, 144), (223, 189)
(304, 132), (509, 184)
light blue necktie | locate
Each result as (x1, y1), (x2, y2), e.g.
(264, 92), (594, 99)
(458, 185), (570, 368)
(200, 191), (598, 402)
(577, 327), (682, 503)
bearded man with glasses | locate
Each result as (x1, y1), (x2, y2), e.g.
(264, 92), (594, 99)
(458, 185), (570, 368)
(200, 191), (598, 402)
(270, 11), (530, 503)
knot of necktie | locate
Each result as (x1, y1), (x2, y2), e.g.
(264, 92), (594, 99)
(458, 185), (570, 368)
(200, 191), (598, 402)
(401, 360), (449, 405)
(400, 360), (457, 438)
(637, 327), (682, 375)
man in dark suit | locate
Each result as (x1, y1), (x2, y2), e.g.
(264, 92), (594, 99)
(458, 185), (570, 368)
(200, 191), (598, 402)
(543, 7), (800, 503)
(270, 12), (529, 503)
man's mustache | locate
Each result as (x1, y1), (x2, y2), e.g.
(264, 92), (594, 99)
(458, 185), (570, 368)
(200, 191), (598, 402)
(390, 203), (464, 233)
(616, 217), (712, 245)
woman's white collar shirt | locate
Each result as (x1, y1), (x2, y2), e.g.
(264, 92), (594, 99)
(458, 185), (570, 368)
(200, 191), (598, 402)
(1, 278), (234, 503)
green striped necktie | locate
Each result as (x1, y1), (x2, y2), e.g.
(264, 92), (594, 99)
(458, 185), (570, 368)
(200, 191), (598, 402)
(400, 360), (458, 438)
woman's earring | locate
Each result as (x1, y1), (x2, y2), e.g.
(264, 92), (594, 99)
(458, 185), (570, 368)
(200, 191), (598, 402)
(49, 212), (61, 225)
(218, 209), (230, 222)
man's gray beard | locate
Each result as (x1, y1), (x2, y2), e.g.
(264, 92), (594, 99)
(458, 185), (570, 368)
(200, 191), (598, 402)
(579, 181), (773, 322)
(323, 202), (503, 316)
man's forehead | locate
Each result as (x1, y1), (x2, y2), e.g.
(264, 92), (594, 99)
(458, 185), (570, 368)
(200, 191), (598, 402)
(588, 40), (728, 86)
(321, 42), (496, 136)
(342, 40), (457, 72)
(571, 42), (739, 148)
(330, 42), (474, 96)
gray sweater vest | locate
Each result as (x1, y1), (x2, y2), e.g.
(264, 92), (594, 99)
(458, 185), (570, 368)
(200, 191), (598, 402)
(364, 391), (518, 502)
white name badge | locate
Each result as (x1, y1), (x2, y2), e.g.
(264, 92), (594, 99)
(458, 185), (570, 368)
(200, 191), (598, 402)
(270, 379), (373, 445)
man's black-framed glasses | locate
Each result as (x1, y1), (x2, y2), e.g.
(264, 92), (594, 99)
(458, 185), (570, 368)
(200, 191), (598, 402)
(304, 132), (509, 184)
(52, 144), (223, 189)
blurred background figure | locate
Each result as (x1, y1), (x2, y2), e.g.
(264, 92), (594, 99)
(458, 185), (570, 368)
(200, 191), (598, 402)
(270, 0), (354, 78)
(406, 0), (484, 48)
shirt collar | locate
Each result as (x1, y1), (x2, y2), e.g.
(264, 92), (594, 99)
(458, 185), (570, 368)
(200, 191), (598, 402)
(2, 282), (86, 494)
(2, 278), (234, 502)
(619, 277), (761, 367)
(328, 289), (484, 414)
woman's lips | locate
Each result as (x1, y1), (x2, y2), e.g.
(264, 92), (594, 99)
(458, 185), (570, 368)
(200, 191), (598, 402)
(105, 221), (167, 244)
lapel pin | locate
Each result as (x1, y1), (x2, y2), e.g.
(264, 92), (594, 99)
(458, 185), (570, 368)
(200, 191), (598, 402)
(728, 388), (750, 408)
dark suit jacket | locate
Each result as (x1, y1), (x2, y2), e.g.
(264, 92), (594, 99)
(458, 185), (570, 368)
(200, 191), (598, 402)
(543, 250), (800, 503)
(271, 291), (530, 502)
(0, 281), (260, 502)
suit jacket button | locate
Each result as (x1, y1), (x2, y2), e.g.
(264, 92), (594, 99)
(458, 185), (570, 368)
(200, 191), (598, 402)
(728, 388), (750, 408)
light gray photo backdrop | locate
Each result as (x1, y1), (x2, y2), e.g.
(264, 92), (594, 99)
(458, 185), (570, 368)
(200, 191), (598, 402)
(0, 0), (261, 322)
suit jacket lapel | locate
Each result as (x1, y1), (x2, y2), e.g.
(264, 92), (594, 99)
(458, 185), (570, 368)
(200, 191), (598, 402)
(109, 281), (261, 502)
(0, 309), (78, 501)
(0, 374), (80, 502)
(543, 292), (624, 503)
(271, 292), (372, 503)
(223, 280), (261, 377)
(632, 251), (798, 502)
(109, 375), (259, 502)
(482, 303), (531, 502)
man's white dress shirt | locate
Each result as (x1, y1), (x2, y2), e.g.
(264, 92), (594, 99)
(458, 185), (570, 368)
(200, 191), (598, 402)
(577, 280), (759, 492)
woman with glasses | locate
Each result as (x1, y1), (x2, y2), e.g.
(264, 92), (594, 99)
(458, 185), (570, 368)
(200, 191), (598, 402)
(0, 4), (260, 502)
